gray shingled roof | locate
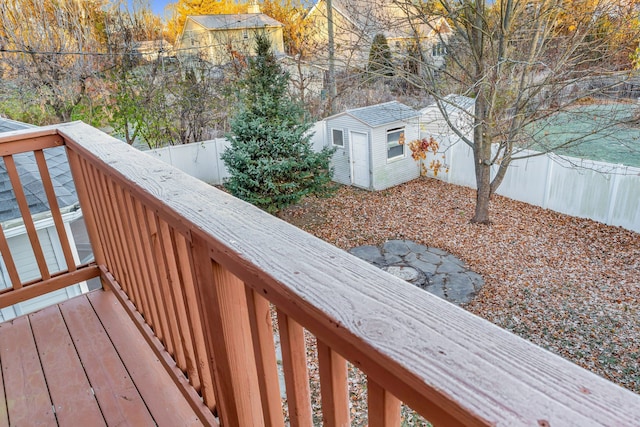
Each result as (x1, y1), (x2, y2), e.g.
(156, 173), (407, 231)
(189, 14), (283, 30)
(344, 101), (419, 127)
(0, 119), (78, 224)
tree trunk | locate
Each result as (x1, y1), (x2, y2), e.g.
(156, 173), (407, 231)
(469, 0), (492, 225)
(473, 161), (492, 224)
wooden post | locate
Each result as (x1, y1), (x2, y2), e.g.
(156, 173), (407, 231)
(277, 309), (313, 427)
(318, 340), (349, 427)
(246, 289), (285, 427)
(190, 235), (264, 427)
(368, 379), (400, 427)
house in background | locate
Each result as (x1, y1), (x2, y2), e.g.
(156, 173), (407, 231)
(132, 39), (174, 63)
(176, 6), (284, 68)
(305, 0), (451, 70)
(325, 101), (420, 190)
(0, 118), (92, 321)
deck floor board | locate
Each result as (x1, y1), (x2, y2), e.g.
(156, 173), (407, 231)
(0, 315), (56, 426)
(0, 290), (208, 427)
(30, 304), (106, 426)
(58, 295), (156, 427)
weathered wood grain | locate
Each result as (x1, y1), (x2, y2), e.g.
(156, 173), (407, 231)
(30, 305), (106, 426)
(59, 295), (156, 426)
(88, 289), (209, 426)
(60, 122), (640, 426)
(0, 316), (56, 426)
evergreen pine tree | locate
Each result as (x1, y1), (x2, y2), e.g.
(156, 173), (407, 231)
(221, 33), (335, 213)
(368, 33), (394, 77)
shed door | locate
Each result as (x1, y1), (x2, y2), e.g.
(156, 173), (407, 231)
(350, 131), (370, 188)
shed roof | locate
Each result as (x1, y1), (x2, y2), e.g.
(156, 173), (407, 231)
(336, 101), (419, 128)
(189, 14), (283, 30)
(0, 119), (78, 224)
(421, 94), (475, 116)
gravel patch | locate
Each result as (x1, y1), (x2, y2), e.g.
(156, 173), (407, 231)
(279, 177), (640, 395)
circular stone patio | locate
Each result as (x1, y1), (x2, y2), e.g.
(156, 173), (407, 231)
(349, 240), (484, 305)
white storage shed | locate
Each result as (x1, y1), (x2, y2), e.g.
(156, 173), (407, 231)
(325, 101), (421, 190)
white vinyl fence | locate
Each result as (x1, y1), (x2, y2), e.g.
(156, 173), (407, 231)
(148, 138), (230, 185)
(425, 137), (640, 233)
(146, 121), (640, 234)
(147, 121), (326, 185)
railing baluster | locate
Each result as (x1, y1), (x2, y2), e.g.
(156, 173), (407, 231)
(102, 176), (138, 297)
(138, 205), (172, 348)
(111, 185), (145, 311)
(174, 232), (217, 410)
(129, 198), (164, 340)
(3, 154), (50, 280)
(68, 152), (109, 270)
(168, 230), (203, 389)
(246, 288), (285, 427)
(89, 166), (126, 284)
(154, 218), (188, 372)
(368, 379), (400, 427)
(65, 149), (105, 266)
(146, 209), (182, 361)
(190, 234), (264, 427)
(318, 340), (349, 427)
(103, 179), (138, 302)
(0, 226), (21, 290)
(33, 149), (76, 272)
(277, 309), (313, 427)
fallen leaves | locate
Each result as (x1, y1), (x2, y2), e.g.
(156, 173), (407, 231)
(279, 177), (640, 396)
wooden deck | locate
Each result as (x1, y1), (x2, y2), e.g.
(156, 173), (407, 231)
(0, 289), (207, 427)
(3, 123), (640, 426)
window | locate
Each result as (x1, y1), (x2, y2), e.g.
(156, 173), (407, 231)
(432, 41), (446, 57)
(332, 128), (344, 147)
(243, 29), (249, 40)
(387, 127), (405, 160)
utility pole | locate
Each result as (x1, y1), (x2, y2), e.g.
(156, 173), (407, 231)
(326, 0), (337, 114)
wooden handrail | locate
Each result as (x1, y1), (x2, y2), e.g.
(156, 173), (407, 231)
(48, 121), (640, 426)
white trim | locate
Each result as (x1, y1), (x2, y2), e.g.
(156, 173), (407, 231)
(386, 127), (406, 162)
(1, 206), (83, 239)
(331, 128), (344, 147)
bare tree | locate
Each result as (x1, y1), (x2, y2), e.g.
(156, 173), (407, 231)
(390, 0), (640, 223)
(0, 0), (107, 122)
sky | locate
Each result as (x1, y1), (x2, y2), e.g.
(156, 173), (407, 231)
(148, 1), (173, 18)
(144, 0), (318, 19)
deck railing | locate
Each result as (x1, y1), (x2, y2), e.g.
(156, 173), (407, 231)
(0, 128), (99, 308)
(2, 122), (640, 426)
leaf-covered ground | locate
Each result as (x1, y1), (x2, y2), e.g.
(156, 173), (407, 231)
(278, 177), (640, 394)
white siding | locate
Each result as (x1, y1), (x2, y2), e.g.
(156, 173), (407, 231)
(326, 116), (371, 187)
(370, 118), (421, 191)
